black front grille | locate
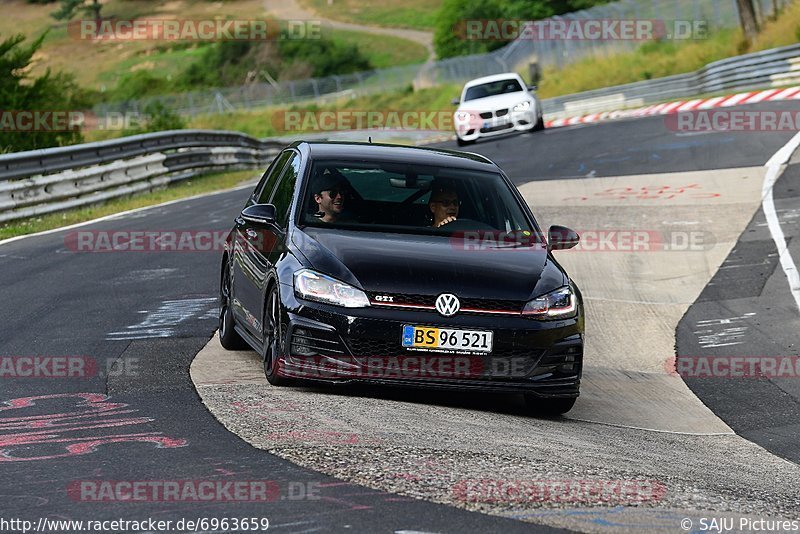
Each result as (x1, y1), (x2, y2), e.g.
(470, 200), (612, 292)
(480, 123), (513, 133)
(346, 337), (540, 359)
(460, 297), (523, 312)
(496, 108), (508, 116)
(372, 293), (433, 307)
(479, 111), (493, 119)
(369, 293), (524, 314)
(345, 337), (545, 379)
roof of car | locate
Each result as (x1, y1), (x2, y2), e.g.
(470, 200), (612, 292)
(463, 72), (523, 88)
(290, 141), (499, 172)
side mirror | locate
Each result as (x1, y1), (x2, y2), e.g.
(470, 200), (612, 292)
(451, 97), (460, 106)
(548, 225), (579, 251)
(241, 204), (277, 225)
(527, 85), (538, 92)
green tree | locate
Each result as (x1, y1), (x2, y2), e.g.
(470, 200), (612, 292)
(0, 33), (90, 153)
(434, 0), (613, 58)
(126, 101), (186, 135)
(434, 0), (506, 59)
(52, 0), (101, 21)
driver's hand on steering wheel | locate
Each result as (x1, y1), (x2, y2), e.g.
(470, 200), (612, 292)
(435, 216), (457, 228)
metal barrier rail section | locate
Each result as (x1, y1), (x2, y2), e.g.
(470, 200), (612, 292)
(0, 130), (284, 224)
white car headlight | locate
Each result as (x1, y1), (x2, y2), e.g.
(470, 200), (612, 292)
(513, 101), (532, 112)
(521, 286), (576, 319)
(294, 269), (370, 308)
(455, 111), (473, 122)
(513, 100), (531, 111)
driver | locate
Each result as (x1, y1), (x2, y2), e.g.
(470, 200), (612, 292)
(313, 168), (351, 223)
(428, 183), (460, 228)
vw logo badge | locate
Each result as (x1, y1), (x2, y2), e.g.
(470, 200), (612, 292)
(435, 293), (460, 317)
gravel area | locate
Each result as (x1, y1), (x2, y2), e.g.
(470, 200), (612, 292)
(196, 382), (800, 533)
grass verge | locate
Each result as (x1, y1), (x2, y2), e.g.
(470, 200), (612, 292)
(537, 3), (800, 98)
(0, 169), (257, 240)
(299, 0), (440, 30)
(326, 29), (428, 68)
(178, 84), (461, 138)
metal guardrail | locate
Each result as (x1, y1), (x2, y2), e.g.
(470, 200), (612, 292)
(0, 130), (284, 224)
(3, 42), (800, 224)
(542, 43), (800, 117)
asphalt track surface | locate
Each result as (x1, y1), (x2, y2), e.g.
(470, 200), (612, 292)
(1, 101), (798, 533)
(677, 158), (800, 463)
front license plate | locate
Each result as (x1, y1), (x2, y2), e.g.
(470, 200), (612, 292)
(402, 325), (493, 353)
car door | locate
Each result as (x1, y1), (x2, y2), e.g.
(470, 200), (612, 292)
(232, 150), (301, 339)
(231, 150), (292, 336)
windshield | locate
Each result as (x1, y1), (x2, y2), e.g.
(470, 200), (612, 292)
(300, 159), (540, 242)
(463, 79), (524, 101)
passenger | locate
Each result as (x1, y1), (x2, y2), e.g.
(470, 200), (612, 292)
(313, 169), (351, 223)
(428, 183), (460, 228)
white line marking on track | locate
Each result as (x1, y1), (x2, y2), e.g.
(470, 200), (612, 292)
(763, 131), (800, 312)
(565, 417), (735, 436)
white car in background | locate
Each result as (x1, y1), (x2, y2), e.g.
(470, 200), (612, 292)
(452, 73), (544, 146)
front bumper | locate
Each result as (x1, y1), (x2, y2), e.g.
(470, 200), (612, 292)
(276, 284), (583, 398)
(455, 110), (538, 142)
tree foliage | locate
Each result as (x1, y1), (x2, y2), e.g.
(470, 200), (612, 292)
(434, 0), (613, 58)
(108, 37), (373, 101)
(51, 0), (101, 21)
(0, 33), (91, 153)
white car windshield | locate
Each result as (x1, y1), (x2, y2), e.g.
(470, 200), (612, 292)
(463, 79), (524, 101)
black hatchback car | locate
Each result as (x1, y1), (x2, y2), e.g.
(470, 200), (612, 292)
(219, 141), (584, 414)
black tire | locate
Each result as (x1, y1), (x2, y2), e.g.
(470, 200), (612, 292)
(219, 263), (249, 350)
(263, 285), (292, 386)
(532, 114), (545, 131)
(456, 137), (474, 147)
(524, 395), (576, 416)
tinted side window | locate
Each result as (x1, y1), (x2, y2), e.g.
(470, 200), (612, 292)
(254, 151), (292, 204)
(269, 153), (301, 228)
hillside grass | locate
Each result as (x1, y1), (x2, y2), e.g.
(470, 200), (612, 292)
(326, 28), (428, 67)
(299, 0), (441, 30)
(537, 2), (800, 97)
(1, 0), (429, 92)
(189, 84), (461, 137)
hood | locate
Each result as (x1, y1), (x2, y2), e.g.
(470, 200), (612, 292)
(293, 227), (566, 301)
(458, 93), (531, 113)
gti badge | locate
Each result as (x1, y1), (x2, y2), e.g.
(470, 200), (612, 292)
(435, 293), (460, 317)
(374, 295), (394, 302)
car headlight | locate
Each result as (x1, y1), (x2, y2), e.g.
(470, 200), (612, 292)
(455, 111), (473, 122)
(294, 269), (370, 308)
(521, 286), (576, 319)
(513, 101), (532, 112)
